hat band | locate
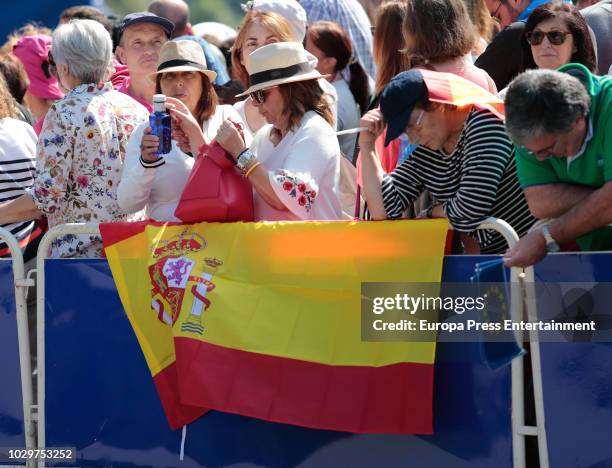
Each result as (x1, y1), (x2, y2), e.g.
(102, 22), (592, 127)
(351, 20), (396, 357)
(158, 59), (207, 72)
(249, 62), (311, 87)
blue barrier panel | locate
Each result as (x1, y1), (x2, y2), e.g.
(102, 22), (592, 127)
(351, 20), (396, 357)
(0, 260), (26, 460)
(44, 256), (512, 467)
(534, 254), (612, 468)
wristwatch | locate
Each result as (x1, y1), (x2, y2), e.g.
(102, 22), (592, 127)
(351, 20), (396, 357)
(236, 148), (256, 172)
(541, 224), (560, 253)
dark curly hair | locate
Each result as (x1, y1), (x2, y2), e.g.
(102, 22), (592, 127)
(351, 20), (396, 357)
(524, 1), (597, 73)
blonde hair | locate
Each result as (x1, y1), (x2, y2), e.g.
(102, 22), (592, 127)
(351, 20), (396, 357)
(231, 11), (295, 87)
(463, 0), (495, 42)
(0, 74), (20, 120)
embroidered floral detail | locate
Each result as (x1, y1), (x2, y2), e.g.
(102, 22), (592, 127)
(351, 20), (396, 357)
(274, 171), (317, 213)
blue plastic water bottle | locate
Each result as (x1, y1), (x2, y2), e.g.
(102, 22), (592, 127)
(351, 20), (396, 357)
(150, 94), (171, 155)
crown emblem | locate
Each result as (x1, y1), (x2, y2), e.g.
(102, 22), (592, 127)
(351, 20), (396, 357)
(153, 229), (207, 258)
(203, 257), (223, 270)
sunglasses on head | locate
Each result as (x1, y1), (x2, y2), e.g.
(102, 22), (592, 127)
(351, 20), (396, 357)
(526, 30), (571, 46)
(250, 88), (271, 104)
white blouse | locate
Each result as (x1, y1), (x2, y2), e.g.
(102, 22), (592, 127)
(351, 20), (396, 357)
(251, 111), (343, 221)
(118, 104), (249, 222)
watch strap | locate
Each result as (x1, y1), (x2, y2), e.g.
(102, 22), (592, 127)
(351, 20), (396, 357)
(541, 224), (560, 253)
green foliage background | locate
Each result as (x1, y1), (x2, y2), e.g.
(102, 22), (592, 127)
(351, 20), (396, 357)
(104, 0), (245, 28)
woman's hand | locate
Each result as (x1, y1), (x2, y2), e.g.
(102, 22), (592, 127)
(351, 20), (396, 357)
(166, 96), (205, 155)
(359, 109), (385, 147)
(215, 119), (246, 160)
(140, 127), (161, 162)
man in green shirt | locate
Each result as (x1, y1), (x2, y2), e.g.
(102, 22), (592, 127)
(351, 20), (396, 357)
(503, 63), (612, 267)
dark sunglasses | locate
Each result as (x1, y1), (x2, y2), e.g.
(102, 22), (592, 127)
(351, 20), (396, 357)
(526, 30), (571, 46)
(491, 0), (506, 18)
(250, 88), (270, 104)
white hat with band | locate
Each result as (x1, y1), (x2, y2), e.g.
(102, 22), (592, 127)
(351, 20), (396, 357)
(237, 41), (328, 97)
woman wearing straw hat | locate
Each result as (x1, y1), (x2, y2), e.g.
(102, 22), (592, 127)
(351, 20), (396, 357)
(170, 41), (343, 221)
(117, 39), (249, 222)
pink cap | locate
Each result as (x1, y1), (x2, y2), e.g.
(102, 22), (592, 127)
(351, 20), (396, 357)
(13, 35), (64, 100)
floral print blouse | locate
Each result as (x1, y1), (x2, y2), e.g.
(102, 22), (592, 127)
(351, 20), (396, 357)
(31, 82), (148, 257)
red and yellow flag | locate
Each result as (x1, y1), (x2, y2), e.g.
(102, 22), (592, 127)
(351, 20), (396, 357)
(101, 219), (447, 434)
(419, 68), (505, 120)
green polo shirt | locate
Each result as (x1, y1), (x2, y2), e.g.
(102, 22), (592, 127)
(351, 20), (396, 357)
(515, 63), (612, 251)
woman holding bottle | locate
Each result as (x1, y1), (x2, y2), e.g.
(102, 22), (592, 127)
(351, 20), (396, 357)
(118, 39), (249, 222)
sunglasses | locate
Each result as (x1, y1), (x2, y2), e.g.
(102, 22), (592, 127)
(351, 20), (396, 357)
(491, 0), (507, 19)
(250, 88), (271, 104)
(526, 30), (571, 46)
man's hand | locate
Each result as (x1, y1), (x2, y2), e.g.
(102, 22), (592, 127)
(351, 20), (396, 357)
(503, 229), (548, 268)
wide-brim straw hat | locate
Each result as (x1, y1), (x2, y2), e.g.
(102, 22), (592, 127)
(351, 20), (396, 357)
(236, 42), (328, 97)
(148, 40), (217, 83)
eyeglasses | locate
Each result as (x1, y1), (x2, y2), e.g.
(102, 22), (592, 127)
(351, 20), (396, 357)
(407, 109), (425, 130)
(524, 137), (562, 160)
(491, 0), (507, 19)
(404, 109), (425, 138)
(250, 88), (271, 104)
(525, 30), (571, 46)
(415, 109), (425, 127)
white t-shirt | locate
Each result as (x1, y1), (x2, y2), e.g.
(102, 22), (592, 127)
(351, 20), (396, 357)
(0, 118), (36, 251)
(250, 111), (343, 221)
(118, 104), (249, 222)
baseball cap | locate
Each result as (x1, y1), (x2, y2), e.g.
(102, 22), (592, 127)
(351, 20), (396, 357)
(243, 0), (307, 42)
(117, 12), (174, 42)
(380, 69), (428, 147)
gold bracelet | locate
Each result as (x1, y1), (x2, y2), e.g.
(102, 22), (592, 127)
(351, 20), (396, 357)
(244, 161), (261, 178)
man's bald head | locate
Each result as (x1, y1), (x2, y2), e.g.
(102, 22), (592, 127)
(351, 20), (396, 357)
(148, 0), (190, 37)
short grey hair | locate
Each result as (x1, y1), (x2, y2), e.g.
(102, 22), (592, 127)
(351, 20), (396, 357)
(504, 69), (591, 147)
(52, 19), (112, 84)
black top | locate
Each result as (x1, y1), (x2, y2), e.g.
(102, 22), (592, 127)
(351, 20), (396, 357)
(475, 21), (536, 90)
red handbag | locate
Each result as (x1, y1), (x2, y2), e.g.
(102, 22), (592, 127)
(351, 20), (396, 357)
(174, 141), (254, 223)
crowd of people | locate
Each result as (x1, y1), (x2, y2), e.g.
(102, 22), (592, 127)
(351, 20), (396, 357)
(0, 0), (610, 268)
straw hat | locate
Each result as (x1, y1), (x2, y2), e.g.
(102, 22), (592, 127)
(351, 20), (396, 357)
(148, 40), (216, 83)
(237, 42), (327, 97)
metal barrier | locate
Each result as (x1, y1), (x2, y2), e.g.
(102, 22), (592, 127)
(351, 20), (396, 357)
(35, 219), (542, 468)
(0, 227), (36, 460)
(478, 218), (548, 468)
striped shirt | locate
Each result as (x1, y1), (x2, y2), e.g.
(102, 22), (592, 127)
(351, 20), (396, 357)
(0, 118), (36, 255)
(381, 109), (536, 254)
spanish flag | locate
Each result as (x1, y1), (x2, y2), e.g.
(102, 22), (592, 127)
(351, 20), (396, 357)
(419, 68), (505, 120)
(101, 219), (447, 434)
